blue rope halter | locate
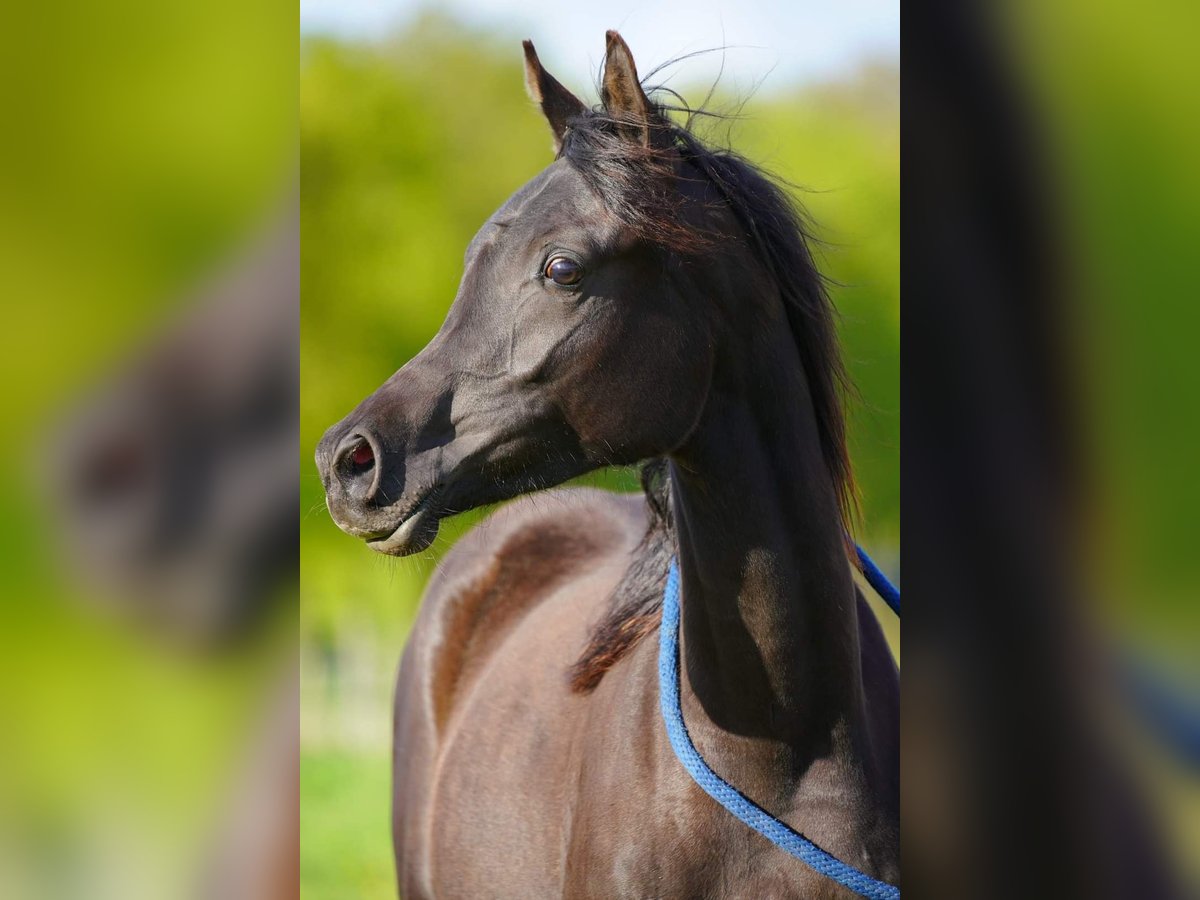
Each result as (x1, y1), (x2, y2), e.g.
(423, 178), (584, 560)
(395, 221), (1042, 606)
(657, 547), (901, 899)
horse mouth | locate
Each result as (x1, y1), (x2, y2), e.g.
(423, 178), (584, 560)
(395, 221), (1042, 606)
(366, 491), (441, 556)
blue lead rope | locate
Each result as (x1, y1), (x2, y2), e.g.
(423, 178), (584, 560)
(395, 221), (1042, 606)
(856, 544), (900, 615)
(657, 548), (901, 899)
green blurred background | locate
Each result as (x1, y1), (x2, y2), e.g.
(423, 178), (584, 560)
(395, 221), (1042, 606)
(0, 2), (295, 897)
(300, 13), (899, 896)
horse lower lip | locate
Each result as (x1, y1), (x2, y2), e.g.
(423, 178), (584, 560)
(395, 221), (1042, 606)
(367, 502), (432, 554)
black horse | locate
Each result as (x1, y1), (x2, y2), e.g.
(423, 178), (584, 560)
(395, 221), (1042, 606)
(317, 32), (898, 898)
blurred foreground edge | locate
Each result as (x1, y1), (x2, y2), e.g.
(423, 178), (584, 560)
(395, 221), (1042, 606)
(903, 2), (1188, 898)
(44, 195), (299, 900)
(52, 198), (298, 649)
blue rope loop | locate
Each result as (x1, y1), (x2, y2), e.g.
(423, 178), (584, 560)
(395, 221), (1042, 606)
(658, 554), (900, 899)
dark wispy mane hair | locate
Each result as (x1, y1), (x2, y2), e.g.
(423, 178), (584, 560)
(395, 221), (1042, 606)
(563, 78), (858, 694)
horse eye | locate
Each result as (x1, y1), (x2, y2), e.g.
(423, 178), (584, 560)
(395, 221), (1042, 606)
(545, 256), (583, 286)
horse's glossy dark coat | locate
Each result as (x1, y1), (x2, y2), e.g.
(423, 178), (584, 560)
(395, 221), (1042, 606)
(316, 32), (899, 898)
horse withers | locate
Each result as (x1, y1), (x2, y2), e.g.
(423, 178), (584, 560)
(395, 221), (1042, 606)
(316, 32), (899, 898)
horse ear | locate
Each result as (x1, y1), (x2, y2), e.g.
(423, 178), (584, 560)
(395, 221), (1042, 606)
(601, 30), (654, 147)
(523, 40), (586, 154)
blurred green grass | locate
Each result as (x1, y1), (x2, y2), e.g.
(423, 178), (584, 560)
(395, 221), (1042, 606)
(301, 749), (395, 899)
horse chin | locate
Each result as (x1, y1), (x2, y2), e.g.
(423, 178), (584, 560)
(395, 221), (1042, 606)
(366, 502), (440, 557)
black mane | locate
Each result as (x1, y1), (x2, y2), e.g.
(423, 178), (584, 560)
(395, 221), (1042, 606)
(564, 89), (856, 693)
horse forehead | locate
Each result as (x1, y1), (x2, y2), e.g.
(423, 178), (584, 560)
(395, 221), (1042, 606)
(492, 161), (600, 226)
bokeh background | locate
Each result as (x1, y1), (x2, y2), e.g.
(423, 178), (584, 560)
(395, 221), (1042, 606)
(300, 3), (899, 895)
(0, 2), (296, 898)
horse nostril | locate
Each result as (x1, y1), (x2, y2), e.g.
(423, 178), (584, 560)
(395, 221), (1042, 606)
(348, 440), (374, 472)
(324, 431), (382, 501)
(333, 434), (379, 491)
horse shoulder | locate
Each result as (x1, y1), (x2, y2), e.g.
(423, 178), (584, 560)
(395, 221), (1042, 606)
(393, 488), (643, 896)
(400, 487), (644, 737)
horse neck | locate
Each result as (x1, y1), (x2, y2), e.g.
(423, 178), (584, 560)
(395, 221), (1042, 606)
(667, 313), (864, 756)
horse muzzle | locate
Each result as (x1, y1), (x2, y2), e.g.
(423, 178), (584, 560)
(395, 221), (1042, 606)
(315, 420), (446, 556)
